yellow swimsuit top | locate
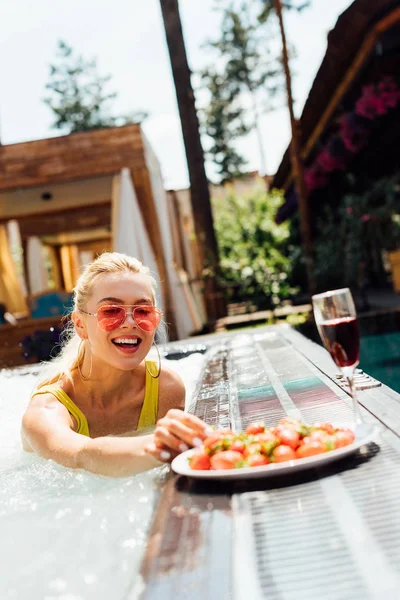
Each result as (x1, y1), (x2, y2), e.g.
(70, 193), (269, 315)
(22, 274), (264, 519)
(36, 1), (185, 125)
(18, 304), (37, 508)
(32, 360), (159, 437)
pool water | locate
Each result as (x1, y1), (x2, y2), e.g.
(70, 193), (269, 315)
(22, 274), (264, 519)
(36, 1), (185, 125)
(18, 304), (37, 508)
(360, 332), (400, 393)
(0, 354), (204, 600)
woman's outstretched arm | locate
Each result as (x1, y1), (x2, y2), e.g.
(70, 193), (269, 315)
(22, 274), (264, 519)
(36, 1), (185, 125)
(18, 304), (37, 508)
(22, 395), (161, 476)
(22, 394), (209, 477)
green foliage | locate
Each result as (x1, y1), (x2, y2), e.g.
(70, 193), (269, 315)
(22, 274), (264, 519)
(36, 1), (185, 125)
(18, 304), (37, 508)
(286, 311), (309, 327)
(212, 181), (297, 308)
(313, 174), (400, 290)
(201, 2), (284, 180)
(201, 70), (250, 182)
(44, 40), (147, 134)
(210, 3), (281, 98)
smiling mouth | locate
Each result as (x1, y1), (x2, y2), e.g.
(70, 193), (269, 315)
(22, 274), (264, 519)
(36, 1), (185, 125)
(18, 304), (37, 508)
(112, 338), (142, 352)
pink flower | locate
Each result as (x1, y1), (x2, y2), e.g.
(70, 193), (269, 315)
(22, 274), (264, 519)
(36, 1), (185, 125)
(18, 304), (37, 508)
(339, 113), (369, 152)
(355, 77), (400, 120)
(356, 93), (387, 119)
(304, 167), (328, 192)
(378, 77), (400, 108)
(316, 148), (346, 172)
(346, 207), (353, 215)
(361, 214), (371, 222)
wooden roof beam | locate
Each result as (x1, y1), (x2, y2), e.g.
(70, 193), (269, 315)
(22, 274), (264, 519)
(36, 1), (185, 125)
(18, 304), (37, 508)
(6, 201), (112, 238)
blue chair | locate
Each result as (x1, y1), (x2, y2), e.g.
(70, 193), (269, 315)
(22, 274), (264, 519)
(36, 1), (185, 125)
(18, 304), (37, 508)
(28, 290), (74, 319)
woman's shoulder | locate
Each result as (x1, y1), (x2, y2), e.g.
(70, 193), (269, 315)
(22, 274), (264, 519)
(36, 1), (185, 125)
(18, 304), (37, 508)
(32, 373), (75, 403)
(24, 376), (76, 425)
(159, 364), (185, 389)
(158, 365), (186, 412)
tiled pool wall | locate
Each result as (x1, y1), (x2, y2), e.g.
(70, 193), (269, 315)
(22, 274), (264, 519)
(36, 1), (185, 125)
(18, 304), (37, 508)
(359, 332), (400, 392)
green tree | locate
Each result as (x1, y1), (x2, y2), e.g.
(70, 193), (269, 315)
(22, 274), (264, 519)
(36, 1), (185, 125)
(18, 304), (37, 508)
(201, 69), (250, 182)
(203, 2), (283, 176)
(201, 1), (310, 181)
(212, 181), (297, 308)
(44, 40), (146, 133)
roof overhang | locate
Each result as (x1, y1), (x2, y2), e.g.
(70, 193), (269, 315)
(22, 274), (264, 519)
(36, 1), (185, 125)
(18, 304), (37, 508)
(272, 0), (400, 191)
(0, 123), (145, 192)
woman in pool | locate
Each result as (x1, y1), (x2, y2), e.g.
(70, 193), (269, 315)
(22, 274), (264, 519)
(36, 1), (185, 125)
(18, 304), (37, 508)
(22, 252), (208, 477)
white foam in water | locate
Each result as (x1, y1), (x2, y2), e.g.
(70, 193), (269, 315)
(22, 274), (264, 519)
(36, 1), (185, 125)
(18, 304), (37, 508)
(0, 353), (204, 600)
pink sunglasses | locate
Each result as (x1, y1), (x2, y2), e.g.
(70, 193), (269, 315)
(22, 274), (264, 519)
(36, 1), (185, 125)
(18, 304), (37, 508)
(81, 304), (162, 332)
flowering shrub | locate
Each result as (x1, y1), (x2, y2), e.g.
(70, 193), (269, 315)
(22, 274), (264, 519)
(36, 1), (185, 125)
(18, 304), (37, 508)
(277, 76), (400, 224)
(316, 138), (347, 172)
(313, 174), (400, 290)
(306, 76), (400, 193)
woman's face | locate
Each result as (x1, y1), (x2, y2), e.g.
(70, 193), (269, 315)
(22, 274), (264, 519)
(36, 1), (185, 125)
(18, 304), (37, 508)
(82, 271), (157, 372)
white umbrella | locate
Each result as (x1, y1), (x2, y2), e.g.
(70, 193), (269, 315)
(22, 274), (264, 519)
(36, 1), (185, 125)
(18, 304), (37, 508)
(144, 146), (204, 339)
(112, 168), (164, 313)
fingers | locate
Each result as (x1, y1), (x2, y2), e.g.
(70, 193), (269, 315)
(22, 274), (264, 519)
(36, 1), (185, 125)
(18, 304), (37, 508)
(156, 416), (205, 449)
(152, 410), (211, 461)
(165, 409), (209, 435)
(145, 442), (178, 463)
(154, 424), (191, 453)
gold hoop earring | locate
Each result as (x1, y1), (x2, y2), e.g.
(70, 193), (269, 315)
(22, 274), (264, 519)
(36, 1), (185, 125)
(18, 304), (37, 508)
(146, 341), (161, 379)
(78, 339), (92, 381)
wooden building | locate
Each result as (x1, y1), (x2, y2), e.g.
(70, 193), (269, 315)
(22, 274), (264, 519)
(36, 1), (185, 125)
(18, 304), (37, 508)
(0, 124), (206, 367)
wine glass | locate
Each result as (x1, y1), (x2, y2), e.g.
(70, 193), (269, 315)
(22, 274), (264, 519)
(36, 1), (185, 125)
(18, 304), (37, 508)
(312, 288), (362, 424)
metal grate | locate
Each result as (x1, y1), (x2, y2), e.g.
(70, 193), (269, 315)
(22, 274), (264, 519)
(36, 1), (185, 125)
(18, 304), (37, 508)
(231, 331), (400, 599)
(233, 438), (400, 600)
(226, 332), (355, 429)
(339, 440), (400, 574)
(257, 334), (355, 424)
(234, 488), (369, 600)
(138, 328), (400, 600)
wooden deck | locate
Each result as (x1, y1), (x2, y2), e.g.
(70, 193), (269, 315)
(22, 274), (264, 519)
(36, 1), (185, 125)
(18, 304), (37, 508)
(215, 303), (312, 331)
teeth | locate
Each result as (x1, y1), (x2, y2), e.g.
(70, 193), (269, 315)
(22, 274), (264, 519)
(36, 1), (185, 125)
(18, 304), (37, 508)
(114, 338), (139, 345)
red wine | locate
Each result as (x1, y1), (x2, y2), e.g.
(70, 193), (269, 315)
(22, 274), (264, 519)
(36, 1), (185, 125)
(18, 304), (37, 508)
(319, 317), (360, 368)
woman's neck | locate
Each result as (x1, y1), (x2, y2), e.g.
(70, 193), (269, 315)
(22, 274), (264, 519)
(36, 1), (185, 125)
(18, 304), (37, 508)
(71, 360), (146, 409)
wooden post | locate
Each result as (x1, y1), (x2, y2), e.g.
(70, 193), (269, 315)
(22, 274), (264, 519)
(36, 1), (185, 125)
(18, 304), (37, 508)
(159, 0), (226, 325)
(273, 0), (315, 295)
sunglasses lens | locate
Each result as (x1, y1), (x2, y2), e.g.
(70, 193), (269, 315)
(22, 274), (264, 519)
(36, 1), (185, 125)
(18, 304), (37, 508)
(97, 306), (126, 331)
(134, 306), (161, 332)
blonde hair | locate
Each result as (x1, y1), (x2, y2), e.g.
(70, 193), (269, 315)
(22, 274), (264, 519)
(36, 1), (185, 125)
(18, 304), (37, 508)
(35, 252), (157, 391)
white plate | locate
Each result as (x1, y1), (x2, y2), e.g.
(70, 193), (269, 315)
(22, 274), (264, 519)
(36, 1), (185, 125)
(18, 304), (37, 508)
(171, 423), (380, 480)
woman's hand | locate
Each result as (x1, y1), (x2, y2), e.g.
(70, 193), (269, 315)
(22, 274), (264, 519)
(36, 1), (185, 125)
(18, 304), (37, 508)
(144, 409), (210, 463)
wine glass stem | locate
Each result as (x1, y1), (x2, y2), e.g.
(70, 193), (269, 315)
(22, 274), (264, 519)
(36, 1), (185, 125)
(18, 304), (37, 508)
(346, 373), (363, 425)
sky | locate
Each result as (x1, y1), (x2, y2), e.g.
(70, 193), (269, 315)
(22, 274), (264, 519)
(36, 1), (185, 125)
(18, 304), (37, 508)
(0, 0), (352, 189)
